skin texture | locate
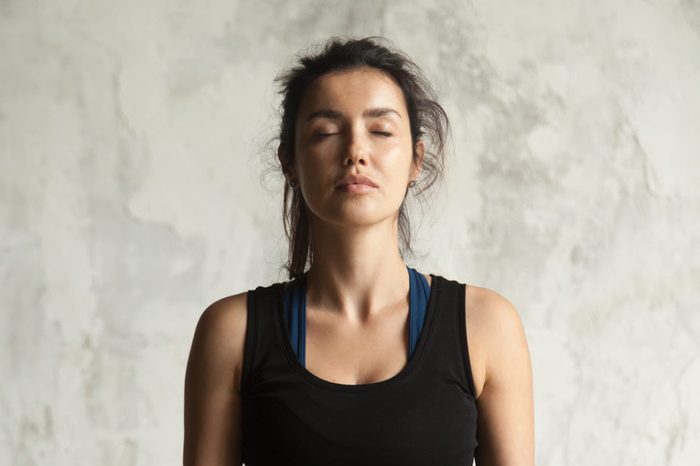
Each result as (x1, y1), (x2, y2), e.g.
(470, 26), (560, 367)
(183, 66), (535, 465)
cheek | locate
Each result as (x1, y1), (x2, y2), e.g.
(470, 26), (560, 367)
(382, 143), (414, 173)
(296, 155), (333, 190)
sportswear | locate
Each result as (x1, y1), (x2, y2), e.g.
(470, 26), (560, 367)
(240, 272), (479, 465)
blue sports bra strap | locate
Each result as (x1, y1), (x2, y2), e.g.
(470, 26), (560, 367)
(285, 274), (307, 367)
(408, 266), (431, 355)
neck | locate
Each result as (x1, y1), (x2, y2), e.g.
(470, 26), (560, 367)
(305, 215), (410, 324)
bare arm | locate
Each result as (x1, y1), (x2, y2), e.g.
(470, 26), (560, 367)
(183, 292), (248, 466)
(471, 288), (535, 466)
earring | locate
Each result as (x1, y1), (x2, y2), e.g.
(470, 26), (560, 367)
(288, 179), (297, 189)
(408, 180), (416, 188)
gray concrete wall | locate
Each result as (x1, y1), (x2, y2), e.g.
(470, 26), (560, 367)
(1, 1), (698, 465)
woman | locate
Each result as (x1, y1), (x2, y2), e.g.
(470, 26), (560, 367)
(184, 36), (534, 466)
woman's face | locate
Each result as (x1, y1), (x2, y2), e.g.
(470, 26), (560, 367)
(289, 66), (424, 230)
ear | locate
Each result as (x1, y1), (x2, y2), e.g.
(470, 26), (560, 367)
(410, 139), (426, 180)
(278, 142), (296, 181)
(277, 142), (286, 165)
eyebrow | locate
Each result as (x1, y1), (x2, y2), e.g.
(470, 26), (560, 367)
(304, 107), (402, 123)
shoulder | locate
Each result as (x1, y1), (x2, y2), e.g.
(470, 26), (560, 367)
(463, 284), (530, 399)
(465, 284), (522, 332)
(463, 284), (535, 463)
(188, 290), (249, 392)
(184, 291), (250, 464)
(199, 291), (249, 330)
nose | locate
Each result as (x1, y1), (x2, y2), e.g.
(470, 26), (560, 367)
(344, 125), (369, 167)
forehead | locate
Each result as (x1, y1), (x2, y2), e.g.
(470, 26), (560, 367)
(297, 67), (407, 120)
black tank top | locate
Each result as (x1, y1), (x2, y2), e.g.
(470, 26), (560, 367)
(240, 273), (479, 466)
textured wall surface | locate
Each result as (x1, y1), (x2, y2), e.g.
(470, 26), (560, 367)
(1, 0), (699, 465)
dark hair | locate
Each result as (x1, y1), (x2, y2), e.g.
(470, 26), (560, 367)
(273, 36), (450, 281)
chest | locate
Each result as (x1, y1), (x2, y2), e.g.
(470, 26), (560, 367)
(303, 305), (411, 385)
(294, 285), (486, 398)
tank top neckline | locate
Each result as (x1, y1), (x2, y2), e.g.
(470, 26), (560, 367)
(272, 273), (442, 393)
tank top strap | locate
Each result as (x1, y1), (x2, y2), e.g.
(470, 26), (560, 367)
(240, 281), (290, 398)
(416, 274), (478, 400)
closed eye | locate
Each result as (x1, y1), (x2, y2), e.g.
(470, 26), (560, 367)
(314, 131), (392, 139)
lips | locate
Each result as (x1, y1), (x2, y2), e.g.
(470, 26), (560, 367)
(336, 174), (378, 188)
